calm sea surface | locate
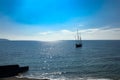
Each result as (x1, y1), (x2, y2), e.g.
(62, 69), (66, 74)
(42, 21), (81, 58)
(0, 40), (120, 80)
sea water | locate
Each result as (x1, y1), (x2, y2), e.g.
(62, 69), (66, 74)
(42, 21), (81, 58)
(0, 40), (120, 80)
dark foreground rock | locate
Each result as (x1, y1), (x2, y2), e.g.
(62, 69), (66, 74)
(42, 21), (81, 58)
(0, 64), (29, 78)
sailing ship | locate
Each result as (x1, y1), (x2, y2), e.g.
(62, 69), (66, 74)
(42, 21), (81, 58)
(75, 29), (82, 48)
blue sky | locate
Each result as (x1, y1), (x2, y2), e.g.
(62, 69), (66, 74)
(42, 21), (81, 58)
(0, 0), (120, 40)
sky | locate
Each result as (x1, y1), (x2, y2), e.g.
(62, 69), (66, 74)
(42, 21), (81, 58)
(0, 0), (120, 41)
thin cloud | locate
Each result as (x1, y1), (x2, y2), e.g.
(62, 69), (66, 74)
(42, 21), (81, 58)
(80, 27), (120, 40)
(39, 31), (54, 35)
(0, 14), (120, 41)
(38, 27), (120, 41)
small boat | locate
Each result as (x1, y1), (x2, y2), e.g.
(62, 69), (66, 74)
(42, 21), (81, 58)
(75, 29), (82, 48)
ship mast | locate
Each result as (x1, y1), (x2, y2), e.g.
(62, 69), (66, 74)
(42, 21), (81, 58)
(76, 29), (82, 44)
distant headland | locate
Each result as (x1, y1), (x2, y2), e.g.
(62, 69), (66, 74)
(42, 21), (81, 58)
(0, 39), (10, 41)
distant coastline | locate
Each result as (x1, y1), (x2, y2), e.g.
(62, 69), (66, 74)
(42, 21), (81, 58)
(0, 39), (10, 41)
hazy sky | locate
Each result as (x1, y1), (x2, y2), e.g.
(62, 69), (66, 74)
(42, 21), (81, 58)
(0, 0), (120, 41)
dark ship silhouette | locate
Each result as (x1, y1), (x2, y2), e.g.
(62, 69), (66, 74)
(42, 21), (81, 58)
(75, 29), (82, 48)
